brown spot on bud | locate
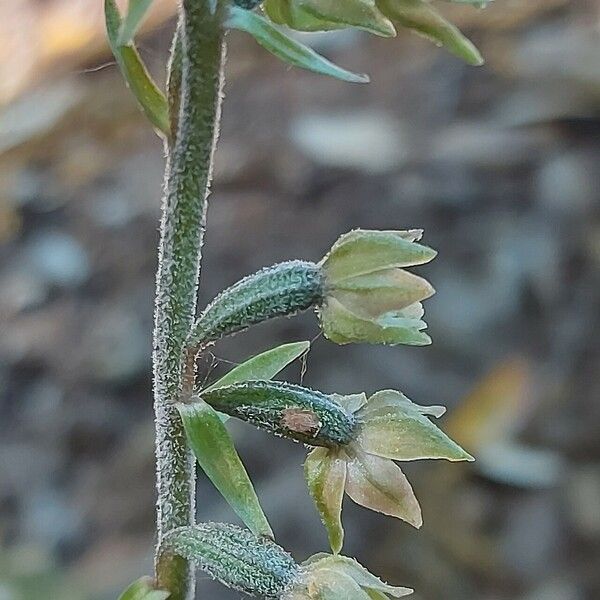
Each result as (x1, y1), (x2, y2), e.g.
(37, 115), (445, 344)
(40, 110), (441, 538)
(280, 408), (321, 437)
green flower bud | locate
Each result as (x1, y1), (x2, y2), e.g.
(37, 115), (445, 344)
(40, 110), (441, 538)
(159, 523), (299, 598)
(318, 229), (437, 346)
(189, 261), (324, 346)
(200, 381), (357, 447)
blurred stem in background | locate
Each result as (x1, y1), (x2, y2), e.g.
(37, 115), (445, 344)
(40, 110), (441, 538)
(152, 1), (225, 598)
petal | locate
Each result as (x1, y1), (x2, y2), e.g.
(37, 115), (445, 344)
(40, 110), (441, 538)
(356, 392), (473, 462)
(359, 389), (446, 419)
(308, 568), (372, 600)
(344, 449), (422, 528)
(305, 447), (348, 553)
(332, 393), (369, 414)
(332, 269), (435, 319)
(308, 555), (413, 597)
(322, 230), (437, 284)
(319, 298), (432, 346)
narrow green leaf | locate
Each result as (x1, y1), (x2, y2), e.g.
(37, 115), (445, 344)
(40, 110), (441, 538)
(204, 341), (310, 392)
(118, 0), (154, 46)
(118, 577), (170, 600)
(299, 0), (396, 37)
(104, 0), (169, 135)
(225, 5), (369, 83)
(378, 0), (484, 65)
(178, 401), (273, 538)
(305, 447), (347, 553)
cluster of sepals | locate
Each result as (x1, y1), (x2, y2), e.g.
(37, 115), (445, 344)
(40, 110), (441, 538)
(108, 1), (486, 599)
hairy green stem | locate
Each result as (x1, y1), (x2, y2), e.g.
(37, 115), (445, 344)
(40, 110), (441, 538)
(153, 1), (225, 598)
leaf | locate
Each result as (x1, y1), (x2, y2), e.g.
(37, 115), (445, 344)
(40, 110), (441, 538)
(204, 341), (310, 392)
(104, 0), (169, 135)
(332, 269), (435, 319)
(322, 229), (437, 284)
(178, 401), (273, 538)
(118, 0), (154, 46)
(319, 298), (432, 346)
(356, 390), (474, 461)
(345, 449), (422, 527)
(118, 577), (170, 600)
(308, 555), (413, 597)
(305, 447), (347, 554)
(224, 5), (369, 83)
(298, 0), (396, 37)
(377, 0), (483, 66)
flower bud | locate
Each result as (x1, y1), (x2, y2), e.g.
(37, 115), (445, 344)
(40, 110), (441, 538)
(200, 381), (357, 447)
(159, 523), (299, 598)
(189, 261), (324, 346)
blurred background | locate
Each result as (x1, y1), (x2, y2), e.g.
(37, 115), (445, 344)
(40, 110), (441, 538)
(1, 1), (599, 598)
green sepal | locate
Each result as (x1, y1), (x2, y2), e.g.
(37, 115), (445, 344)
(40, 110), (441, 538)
(117, 0), (154, 46)
(377, 0), (484, 65)
(118, 577), (170, 600)
(160, 523), (299, 598)
(296, 0), (396, 37)
(305, 447), (347, 553)
(357, 390), (474, 461)
(303, 554), (413, 597)
(178, 401), (273, 538)
(322, 229), (436, 284)
(205, 341), (310, 392)
(264, 0), (345, 32)
(200, 380), (357, 447)
(224, 5), (369, 83)
(104, 0), (169, 135)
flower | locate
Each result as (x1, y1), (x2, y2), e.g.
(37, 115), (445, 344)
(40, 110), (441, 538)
(286, 553), (413, 600)
(159, 522), (412, 600)
(318, 229), (437, 346)
(304, 389), (473, 553)
(263, 0), (484, 66)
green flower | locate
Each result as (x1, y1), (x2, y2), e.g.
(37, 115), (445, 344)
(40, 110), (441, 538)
(318, 229), (437, 346)
(286, 553), (413, 599)
(199, 380), (472, 554)
(305, 389), (473, 552)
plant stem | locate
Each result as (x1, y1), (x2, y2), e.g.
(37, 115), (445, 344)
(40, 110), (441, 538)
(153, 1), (225, 598)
